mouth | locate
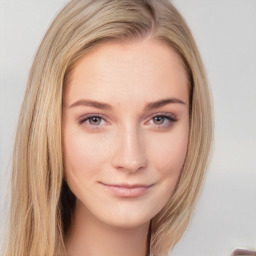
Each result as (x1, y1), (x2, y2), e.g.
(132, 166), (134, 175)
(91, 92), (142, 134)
(98, 182), (154, 198)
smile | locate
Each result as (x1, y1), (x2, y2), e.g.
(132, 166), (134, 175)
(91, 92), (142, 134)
(98, 182), (154, 198)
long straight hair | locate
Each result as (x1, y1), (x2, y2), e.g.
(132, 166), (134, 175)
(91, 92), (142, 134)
(3, 0), (213, 255)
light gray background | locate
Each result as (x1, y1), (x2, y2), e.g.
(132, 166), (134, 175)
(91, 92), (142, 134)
(0, 1), (255, 255)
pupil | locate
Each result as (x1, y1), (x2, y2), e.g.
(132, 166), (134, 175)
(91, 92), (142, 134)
(90, 117), (100, 125)
(154, 116), (164, 124)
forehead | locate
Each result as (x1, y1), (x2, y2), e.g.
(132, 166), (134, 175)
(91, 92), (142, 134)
(64, 39), (189, 106)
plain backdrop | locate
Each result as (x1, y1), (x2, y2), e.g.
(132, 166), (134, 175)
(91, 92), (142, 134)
(0, 1), (255, 255)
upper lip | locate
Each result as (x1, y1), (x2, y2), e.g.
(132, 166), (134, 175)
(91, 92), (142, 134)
(99, 182), (153, 188)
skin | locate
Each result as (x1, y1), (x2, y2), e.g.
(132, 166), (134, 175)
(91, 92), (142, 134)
(62, 38), (190, 256)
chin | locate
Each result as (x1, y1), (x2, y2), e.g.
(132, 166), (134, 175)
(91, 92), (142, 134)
(92, 200), (162, 229)
(100, 213), (152, 229)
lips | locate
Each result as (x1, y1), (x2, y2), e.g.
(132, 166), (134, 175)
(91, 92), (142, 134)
(98, 182), (153, 198)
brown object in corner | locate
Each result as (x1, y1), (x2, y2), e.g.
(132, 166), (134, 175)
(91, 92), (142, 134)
(232, 249), (256, 256)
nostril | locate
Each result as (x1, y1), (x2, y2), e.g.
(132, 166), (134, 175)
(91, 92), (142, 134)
(115, 159), (147, 173)
(111, 143), (148, 172)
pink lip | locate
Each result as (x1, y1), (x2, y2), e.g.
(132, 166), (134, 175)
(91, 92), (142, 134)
(99, 182), (153, 198)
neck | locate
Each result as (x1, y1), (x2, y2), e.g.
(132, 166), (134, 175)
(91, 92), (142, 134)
(65, 199), (150, 256)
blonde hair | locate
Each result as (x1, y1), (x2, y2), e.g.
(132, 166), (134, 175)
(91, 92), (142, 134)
(3, 0), (213, 255)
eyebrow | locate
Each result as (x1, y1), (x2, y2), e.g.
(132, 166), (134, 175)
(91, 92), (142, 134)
(69, 99), (112, 110)
(69, 98), (186, 110)
(143, 98), (186, 111)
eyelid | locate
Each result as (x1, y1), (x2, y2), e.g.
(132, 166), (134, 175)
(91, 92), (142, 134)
(145, 112), (177, 122)
(79, 113), (110, 130)
(144, 112), (178, 129)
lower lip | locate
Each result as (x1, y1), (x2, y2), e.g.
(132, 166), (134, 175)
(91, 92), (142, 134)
(99, 183), (152, 198)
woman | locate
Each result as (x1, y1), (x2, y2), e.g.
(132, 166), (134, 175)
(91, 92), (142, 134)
(3, 0), (213, 255)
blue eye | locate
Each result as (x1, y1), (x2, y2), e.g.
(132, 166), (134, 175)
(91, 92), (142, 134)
(149, 114), (177, 128)
(87, 116), (103, 125)
(152, 116), (166, 125)
(79, 115), (106, 127)
(79, 113), (177, 131)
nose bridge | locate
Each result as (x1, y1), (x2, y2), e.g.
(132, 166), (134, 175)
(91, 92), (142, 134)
(111, 122), (147, 173)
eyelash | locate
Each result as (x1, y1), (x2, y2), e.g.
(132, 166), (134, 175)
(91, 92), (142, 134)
(79, 112), (177, 131)
(147, 113), (177, 129)
(79, 114), (107, 130)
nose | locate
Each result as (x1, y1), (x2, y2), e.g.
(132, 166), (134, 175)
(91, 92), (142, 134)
(111, 125), (148, 173)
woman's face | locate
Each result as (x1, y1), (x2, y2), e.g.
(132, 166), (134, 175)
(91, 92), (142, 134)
(62, 39), (190, 228)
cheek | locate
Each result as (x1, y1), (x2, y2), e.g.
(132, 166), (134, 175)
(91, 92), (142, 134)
(62, 126), (114, 204)
(148, 126), (189, 180)
(146, 127), (189, 210)
(62, 127), (111, 179)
